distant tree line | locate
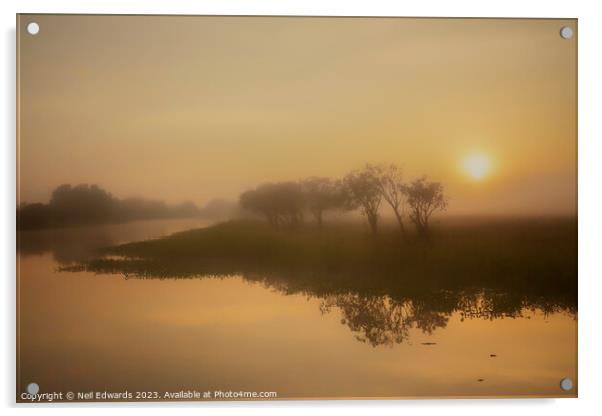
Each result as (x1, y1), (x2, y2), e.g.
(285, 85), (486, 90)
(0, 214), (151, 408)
(239, 164), (448, 237)
(18, 184), (200, 230)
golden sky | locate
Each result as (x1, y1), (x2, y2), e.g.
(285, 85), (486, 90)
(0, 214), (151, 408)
(18, 15), (577, 215)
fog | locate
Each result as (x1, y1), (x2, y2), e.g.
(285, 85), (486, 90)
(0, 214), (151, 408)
(18, 16), (576, 216)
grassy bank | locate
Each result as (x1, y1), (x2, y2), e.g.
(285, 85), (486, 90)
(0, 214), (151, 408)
(67, 217), (577, 313)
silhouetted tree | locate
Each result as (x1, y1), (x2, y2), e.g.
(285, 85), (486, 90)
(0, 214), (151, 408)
(343, 165), (382, 234)
(404, 177), (448, 237)
(240, 185), (277, 227)
(50, 184), (116, 225)
(271, 182), (304, 227)
(17, 203), (54, 229)
(375, 164), (407, 237)
(301, 177), (345, 227)
(240, 182), (304, 228)
(17, 184), (201, 229)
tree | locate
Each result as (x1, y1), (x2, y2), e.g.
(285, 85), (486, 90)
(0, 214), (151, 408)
(240, 184), (279, 227)
(375, 164), (407, 236)
(269, 181), (304, 227)
(17, 184), (201, 230)
(49, 184), (116, 225)
(239, 182), (304, 228)
(343, 165), (382, 234)
(17, 203), (54, 229)
(404, 177), (448, 237)
(301, 177), (345, 227)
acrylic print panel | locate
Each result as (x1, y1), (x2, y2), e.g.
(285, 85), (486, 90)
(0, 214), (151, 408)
(16, 15), (577, 402)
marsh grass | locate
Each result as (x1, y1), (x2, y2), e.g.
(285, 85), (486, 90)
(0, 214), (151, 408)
(67, 217), (577, 310)
(62, 217), (576, 345)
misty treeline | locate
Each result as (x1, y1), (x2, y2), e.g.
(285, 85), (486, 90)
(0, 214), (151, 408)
(18, 184), (201, 230)
(240, 164), (448, 237)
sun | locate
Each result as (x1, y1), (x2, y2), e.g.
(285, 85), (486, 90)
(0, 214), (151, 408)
(463, 153), (492, 180)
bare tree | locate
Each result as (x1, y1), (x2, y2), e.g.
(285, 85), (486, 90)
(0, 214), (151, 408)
(375, 164), (407, 237)
(301, 177), (345, 227)
(343, 165), (382, 234)
(404, 176), (448, 237)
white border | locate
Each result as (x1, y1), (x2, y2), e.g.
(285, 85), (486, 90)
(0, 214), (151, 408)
(2, 1), (601, 415)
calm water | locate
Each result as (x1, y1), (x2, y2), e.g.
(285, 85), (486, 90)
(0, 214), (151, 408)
(17, 219), (577, 400)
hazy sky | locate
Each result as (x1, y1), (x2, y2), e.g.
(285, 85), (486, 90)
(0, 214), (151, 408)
(18, 15), (577, 215)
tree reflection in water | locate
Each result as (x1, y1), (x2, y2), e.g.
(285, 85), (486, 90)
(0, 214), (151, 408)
(56, 219), (577, 347)
(320, 294), (417, 346)
(317, 289), (574, 347)
(64, 256), (576, 347)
